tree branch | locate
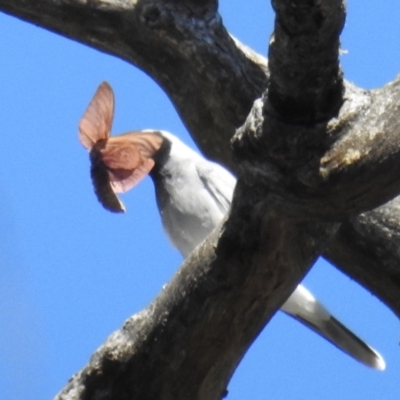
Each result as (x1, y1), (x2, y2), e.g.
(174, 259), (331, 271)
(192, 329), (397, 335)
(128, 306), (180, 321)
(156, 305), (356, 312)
(268, 0), (345, 121)
(55, 199), (335, 399)
(2, 1), (400, 398)
(325, 197), (400, 319)
(0, 0), (268, 170)
(233, 78), (400, 220)
(231, 71), (400, 317)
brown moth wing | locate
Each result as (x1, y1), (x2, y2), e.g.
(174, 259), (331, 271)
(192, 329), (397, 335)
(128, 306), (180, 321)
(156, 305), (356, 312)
(109, 158), (155, 193)
(100, 137), (142, 170)
(121, 131), (164, 160)
(100, 132), (163, 193)
(79, 82), (114, 150)
(89, 149), (125, 213)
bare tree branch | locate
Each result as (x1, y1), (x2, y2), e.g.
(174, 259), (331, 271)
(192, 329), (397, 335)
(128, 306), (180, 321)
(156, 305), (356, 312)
(325, 197), (400, 319)
(0, 0), (268, 170)
(235, 78), (400, 219)
(1, 1), (400, 399)
(55, 209), (334, 400)
(232, 71), (400, 318)
(268, 0), (345, 121)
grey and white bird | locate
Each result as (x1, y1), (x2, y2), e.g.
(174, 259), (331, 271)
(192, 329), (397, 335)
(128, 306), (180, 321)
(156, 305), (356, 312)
(79, 82), (385, 370)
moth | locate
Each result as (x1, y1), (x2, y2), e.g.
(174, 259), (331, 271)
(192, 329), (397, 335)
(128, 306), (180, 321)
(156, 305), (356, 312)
(79, 82), (163, 212)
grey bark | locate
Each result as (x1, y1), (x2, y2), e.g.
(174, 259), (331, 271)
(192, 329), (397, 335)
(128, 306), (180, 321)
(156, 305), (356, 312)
(1, 0), (399, 399)
(326, 198), (400, 320)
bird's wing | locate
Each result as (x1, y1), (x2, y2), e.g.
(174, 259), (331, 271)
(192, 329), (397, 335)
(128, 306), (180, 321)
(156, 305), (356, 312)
(281, 285), (385, 370)
(195, 161), (236, 215)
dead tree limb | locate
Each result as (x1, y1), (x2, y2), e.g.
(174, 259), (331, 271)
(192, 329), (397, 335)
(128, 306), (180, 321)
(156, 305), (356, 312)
(1, 1), (400, 399)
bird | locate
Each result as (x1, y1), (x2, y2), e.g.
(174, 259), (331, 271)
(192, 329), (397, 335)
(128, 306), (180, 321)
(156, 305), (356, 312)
(79, 81), (385, 370)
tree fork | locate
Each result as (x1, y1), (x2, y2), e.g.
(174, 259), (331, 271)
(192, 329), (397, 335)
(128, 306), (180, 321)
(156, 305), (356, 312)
(1, 1), (400, 399)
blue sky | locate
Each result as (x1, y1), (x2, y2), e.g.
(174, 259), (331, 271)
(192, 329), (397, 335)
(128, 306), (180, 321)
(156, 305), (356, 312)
(0, 1), (399, 399)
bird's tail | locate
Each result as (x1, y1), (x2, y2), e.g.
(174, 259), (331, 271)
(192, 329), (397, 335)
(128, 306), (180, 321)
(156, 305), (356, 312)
(281, 285), (385, 370)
